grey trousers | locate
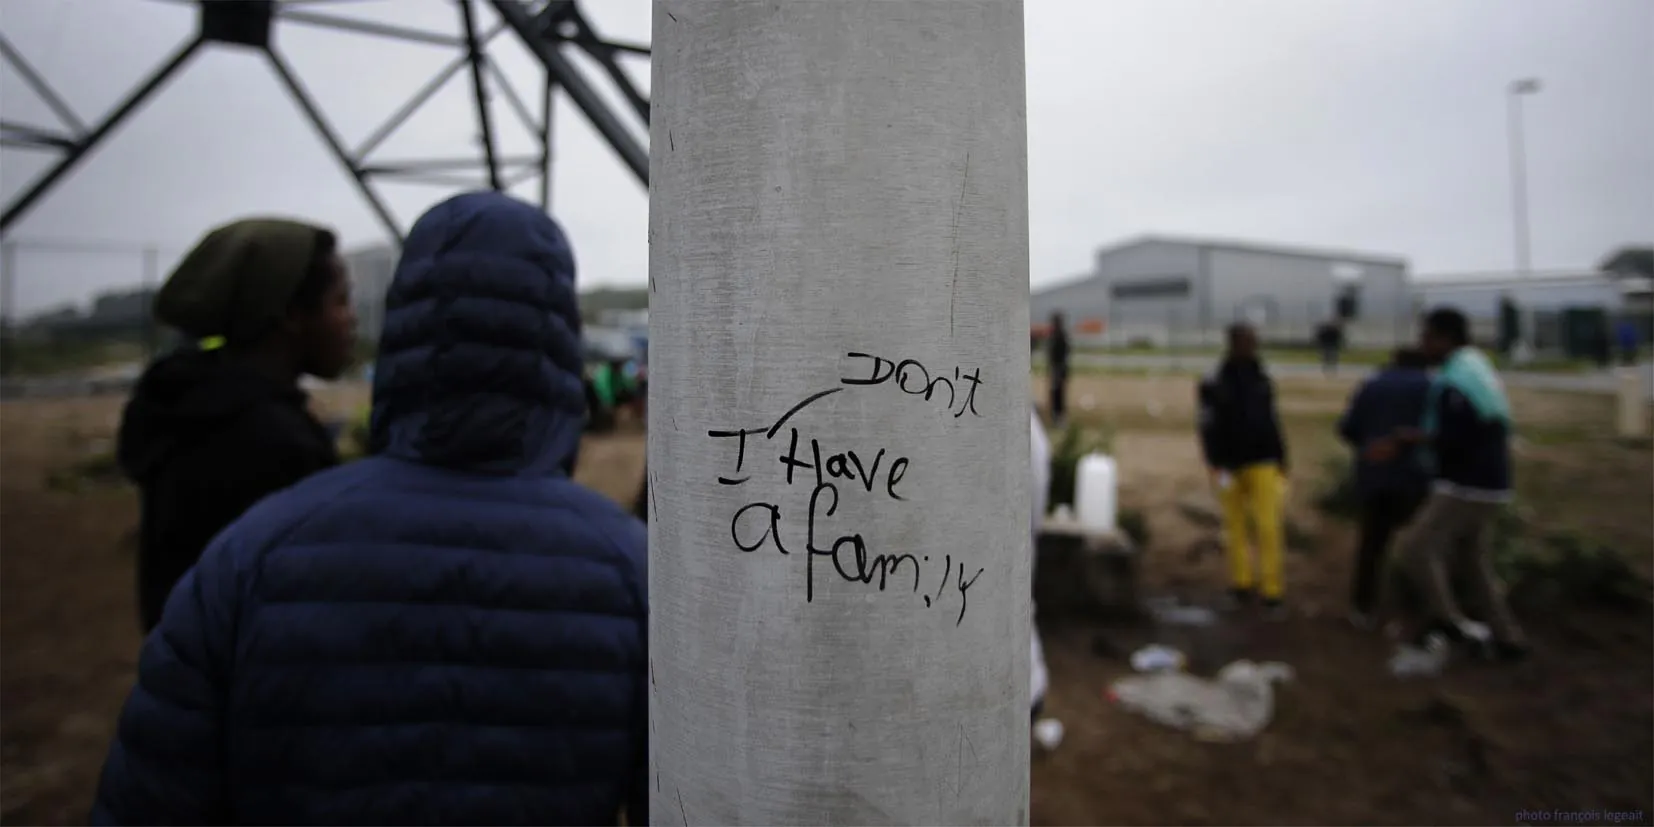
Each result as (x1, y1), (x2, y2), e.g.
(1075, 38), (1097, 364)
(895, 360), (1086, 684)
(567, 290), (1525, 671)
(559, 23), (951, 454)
(1395, 492), (1526, 645)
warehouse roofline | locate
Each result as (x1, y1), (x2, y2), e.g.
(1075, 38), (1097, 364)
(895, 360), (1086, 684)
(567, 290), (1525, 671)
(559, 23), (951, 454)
(1031, 271), (1100, 294)
(1098, 234), (1409, 269)
(1412, 269), (1601, 285)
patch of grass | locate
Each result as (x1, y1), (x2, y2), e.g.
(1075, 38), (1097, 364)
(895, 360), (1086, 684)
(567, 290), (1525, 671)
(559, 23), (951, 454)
(1032, 363), (1193, 379)
(1118, 507), (1150, 548)
(1312, 453), (1361, 520)
(1284, 516), (1318, 555)
(1519, 357), (1598, 374)
(1381, 500), (1650, 614)
(45, 449), (126, 492)
(4, 339), (148, 377)
(1517, 425), (1601, 447)
(1490, 509), (1651, 610)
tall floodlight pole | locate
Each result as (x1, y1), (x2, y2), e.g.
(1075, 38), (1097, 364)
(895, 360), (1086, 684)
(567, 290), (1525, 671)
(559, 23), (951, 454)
(648, 2), (1031, 824)
(0, 241), (14, 378)
(1507, 77), (1540, 353)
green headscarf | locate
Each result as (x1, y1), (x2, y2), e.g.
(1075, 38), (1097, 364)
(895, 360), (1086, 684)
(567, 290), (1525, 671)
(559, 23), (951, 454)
(154, 218), (332, 345)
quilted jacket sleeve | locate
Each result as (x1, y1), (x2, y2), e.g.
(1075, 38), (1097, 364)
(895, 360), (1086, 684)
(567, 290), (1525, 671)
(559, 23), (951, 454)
(91, 529), (244, 825)
(615, 513), (650, 827)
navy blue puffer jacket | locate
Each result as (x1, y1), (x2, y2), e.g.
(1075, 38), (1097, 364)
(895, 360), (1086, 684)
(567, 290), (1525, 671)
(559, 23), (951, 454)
(92, 192), (649, 826)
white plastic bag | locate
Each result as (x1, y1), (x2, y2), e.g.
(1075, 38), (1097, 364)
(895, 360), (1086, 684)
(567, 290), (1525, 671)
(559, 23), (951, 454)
(1031, 622), (1049, 710)
(1388, 632), (1450, 677)
(1129, 644), (1187, 673)
(1109, 659), (1294, 742)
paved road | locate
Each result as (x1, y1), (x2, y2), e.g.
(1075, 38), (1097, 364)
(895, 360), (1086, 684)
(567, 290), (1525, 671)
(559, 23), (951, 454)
(1071, 353), (1654, 401)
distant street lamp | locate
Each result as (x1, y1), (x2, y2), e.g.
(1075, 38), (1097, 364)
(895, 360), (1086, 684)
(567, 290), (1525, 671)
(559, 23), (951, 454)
(1507, 77), (1541, 357)
(1507, 77), (1541, 278)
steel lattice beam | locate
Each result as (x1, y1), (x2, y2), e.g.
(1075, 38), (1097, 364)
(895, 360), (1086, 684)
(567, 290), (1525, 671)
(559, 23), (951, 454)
(0, 0), (650, 243)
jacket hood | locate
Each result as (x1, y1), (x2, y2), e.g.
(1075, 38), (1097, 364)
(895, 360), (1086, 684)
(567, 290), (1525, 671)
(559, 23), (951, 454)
(368, 191), (585, 476)
(117, 346), (307, 483)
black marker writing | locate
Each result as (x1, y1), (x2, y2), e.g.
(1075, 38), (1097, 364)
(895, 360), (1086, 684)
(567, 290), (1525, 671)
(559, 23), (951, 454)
(954, 562), (985, 627)
(804, 478), (921, 603)
(731, 502), (787, 555)
(709, 384), (986, 623)
(707, 427), (764, 485)
(779, 427), (907, 501)
(841, 352), (984, 418)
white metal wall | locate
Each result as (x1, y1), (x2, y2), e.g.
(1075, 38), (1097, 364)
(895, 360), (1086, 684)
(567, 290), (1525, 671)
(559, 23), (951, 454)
(342, 244), (397, 344)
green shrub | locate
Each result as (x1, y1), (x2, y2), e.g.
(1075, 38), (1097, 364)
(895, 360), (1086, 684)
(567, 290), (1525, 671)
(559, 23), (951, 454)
(1313, 453), (1361, 520)
(1387, 502), (1650, 612)
(1284, 517), (1318, 555)
(45, 449), (126, 492)
(1493, 518), (1649, 610)
(1046, 421), (1115, 509)
(1118, 507), (1150, 547)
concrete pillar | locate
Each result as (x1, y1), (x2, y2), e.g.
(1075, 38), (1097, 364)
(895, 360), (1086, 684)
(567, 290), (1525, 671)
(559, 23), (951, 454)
(647, 2), (1031, 824)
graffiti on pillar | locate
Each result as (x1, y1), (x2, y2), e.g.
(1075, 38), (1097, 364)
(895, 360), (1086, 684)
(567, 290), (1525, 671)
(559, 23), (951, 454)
(839, 351), (983, 418)
(705, 352), (987, 625)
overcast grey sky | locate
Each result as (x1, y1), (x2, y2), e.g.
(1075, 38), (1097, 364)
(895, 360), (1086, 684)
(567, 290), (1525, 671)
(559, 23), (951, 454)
(2, 0), (1650, 316)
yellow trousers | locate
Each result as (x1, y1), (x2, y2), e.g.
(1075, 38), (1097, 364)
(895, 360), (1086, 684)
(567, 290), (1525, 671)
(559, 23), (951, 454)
(1218, 462), (1286, 599)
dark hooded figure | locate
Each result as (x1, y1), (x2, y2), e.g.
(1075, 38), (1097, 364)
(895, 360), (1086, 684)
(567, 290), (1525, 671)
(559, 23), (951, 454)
(92, 192), (649, 825)
(118, 218), (356, 633)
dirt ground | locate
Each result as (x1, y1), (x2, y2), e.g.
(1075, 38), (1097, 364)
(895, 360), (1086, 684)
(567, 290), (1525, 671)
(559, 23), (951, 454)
(2, 375), (1650, 824)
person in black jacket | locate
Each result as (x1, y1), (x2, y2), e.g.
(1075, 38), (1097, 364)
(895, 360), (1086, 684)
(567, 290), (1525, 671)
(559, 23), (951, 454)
(1046, 311), (1071, 424)
(1336, 347), (1432, 628)
(1315, 320), (1345, 376)
(1198, 323), (1290, 618)
(117, 218), (357, 632)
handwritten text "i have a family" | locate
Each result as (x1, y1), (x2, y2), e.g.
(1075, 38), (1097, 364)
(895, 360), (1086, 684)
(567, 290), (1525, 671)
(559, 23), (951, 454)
(707, 352), (988, 625)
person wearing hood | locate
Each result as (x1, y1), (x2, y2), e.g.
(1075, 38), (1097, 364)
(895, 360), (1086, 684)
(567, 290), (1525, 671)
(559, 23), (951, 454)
(118, 218), (356, 633)
(91, 192), (648, 826)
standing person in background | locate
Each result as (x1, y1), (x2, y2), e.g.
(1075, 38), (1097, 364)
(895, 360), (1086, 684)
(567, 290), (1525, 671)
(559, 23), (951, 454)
(1591, 322), (1613, 369)
(117, 218), (355, 633)
(1617, 319), (1640, 366)
(1316, 320), (1344, 376)
(1046, 311), (1071, 425)
(1336, 347), (1433, 629)
(92, 192), (649, 825)
(1198, 323), (1290, 619)
(1372, 307), (1528, 661)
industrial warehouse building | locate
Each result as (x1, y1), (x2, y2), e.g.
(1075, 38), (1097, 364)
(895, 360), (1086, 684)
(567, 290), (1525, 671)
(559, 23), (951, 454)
(343, 245), (399, 344)
(1030, 235), (1413, 348)
(1030, 234), (1648, 356)
(1411, 271), (1649, 355)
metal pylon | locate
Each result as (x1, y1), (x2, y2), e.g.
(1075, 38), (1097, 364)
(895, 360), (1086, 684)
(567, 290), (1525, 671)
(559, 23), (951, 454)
(0, 0), (651, 244)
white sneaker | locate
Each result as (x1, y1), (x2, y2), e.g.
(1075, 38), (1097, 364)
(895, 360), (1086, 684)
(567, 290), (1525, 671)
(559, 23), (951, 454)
(1454, 619), (1492, 645)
